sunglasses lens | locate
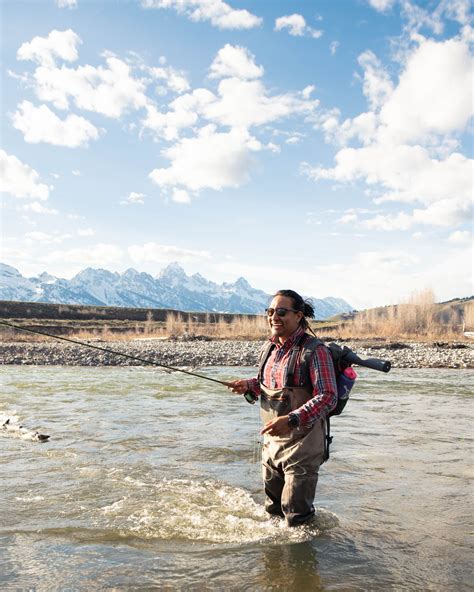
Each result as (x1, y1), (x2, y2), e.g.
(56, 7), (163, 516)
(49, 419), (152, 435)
(266, 308), (287, 317)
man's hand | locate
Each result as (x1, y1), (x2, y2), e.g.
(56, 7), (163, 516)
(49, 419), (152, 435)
(260, 416), (292, 437)
(227, 379), (248, 394)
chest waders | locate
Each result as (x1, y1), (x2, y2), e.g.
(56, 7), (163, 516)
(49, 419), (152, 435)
(258, 337), (329, 526)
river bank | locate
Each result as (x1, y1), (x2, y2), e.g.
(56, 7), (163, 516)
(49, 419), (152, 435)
(0, 338), (472, 368)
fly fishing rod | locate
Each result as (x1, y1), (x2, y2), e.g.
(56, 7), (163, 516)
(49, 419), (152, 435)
(0, 320), (232, 387)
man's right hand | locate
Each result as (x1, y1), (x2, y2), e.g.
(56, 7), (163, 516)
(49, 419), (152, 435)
(226, 380), (248, 394)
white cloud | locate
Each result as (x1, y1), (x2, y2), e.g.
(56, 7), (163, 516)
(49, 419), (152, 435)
(120, 192), (146, 205)
(149, 125), (262, 196)
(128, 242), (210, 263)
(17, 29), (81, 67)
(203, 77), (318, 129)
(47, 243), (124, 267)
(21, 201), (59, 215)
(275, 14), (323, 38)
(330, 41), (340, 55)
(448, 230), (472, 244)
(379, 38), (473, 144)
(338, 213), (358, 224)
(25, 231), (72, 244)
(12, 101), (101, 147)
(22, 41), (149, 118)
(367, 0), (395, 12)
(72, 170), (81, 176)
(77, 228), (95, 236)
(148, 65), (190, 94)
(172, 189), (191, 203)
(143, 63), (319, 140)
(209, 44), (263, 80)
(357, 51), (394, 111)
(304, 35), (474, 232)
(0, 150), (50, 200)
(141, 0), (262, 30)
(56, 0), (77, 7)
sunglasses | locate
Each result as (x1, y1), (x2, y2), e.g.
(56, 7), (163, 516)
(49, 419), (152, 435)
(265, 307), (299, 317)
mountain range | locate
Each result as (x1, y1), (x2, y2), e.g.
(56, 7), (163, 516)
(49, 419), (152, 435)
(0, 262), (353, 319)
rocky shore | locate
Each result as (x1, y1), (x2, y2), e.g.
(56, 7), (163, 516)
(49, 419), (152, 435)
(0, 338), (472, 369)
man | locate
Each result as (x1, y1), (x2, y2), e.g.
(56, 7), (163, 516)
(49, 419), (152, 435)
(228, 289), (337, 527)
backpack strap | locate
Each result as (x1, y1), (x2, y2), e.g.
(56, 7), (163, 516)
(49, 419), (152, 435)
(290, 334), (333, 462)
(296, 335), (325, 388)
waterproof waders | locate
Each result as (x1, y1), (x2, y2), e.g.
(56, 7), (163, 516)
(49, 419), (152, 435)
(260, 383), (326, 526)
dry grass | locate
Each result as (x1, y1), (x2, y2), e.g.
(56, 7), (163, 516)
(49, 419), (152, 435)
(317, 290), (472, 341)
(0, 312), (270, 342)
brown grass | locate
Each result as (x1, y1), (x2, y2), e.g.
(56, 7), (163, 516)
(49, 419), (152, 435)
(317, 290), (472, 341)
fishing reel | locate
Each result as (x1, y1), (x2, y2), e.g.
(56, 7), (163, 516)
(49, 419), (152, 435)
(243, 390), (258, 405)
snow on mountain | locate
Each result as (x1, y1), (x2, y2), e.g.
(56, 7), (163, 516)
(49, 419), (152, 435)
(0, 263), (37, 300)
(0, 262), (353, 317)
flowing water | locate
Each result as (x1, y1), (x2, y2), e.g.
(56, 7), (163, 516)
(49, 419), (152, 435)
(1, 365), (472, 591)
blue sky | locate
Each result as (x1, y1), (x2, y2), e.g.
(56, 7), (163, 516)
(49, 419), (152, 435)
(1, 0), (472, 308)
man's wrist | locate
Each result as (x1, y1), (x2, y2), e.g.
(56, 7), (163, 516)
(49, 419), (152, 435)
(288, 412), (300, 428)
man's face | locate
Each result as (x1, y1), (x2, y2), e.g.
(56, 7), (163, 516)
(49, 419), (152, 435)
(267, 295), (303, 343)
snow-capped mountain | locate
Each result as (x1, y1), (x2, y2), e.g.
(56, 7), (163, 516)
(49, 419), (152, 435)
(0, 262), (353, 318)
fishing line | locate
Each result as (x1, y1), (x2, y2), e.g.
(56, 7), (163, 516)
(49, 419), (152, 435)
(0, 320), (232, 388)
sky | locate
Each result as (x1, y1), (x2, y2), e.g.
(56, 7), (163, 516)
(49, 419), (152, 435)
(0, 0), (472, 309)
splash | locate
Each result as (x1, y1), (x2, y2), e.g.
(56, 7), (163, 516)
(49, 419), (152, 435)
(97, 473), (339, 545)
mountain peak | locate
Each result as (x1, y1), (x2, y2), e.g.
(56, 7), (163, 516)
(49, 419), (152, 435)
(159, 262), (186, 279)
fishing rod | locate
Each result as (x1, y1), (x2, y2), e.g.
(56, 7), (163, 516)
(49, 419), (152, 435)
(0, 320), (232, 388)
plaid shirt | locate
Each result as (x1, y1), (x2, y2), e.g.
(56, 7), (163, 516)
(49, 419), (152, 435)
(246, 326), (337, 426)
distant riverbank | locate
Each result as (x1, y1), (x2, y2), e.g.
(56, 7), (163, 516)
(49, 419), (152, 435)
(0, 338), (472, 368)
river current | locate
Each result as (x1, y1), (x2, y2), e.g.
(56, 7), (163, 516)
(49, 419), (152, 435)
(1, 366), (472, 591)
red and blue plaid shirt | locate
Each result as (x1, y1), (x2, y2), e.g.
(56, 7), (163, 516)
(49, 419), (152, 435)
(246, 326), (337, 426)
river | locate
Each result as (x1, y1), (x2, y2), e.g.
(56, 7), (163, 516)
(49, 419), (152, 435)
(1, 366), (472, 591)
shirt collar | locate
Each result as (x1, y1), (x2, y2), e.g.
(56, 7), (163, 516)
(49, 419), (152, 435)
(270, 325), (306, 349)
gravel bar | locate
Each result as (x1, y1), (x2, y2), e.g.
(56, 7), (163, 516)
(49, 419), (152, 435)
(0, 339), (472, 369)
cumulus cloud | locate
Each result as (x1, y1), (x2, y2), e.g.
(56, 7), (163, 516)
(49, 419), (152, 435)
(77, 228), (95, 236)
(367, 0), (395, 12)
(275, 14), (323, 38)
(172, 189), (191, 203)
(46, 243), (124, 267)
(24, 231), (72, 244)
(142, 45), (318, 139)
(304, 34), (474, 231)
(17, 29), (81, 67)
(147, 64), (190, 94)
(120, 192), (146, 205)
(0, 150), (50, 199)
(202, 77), (318, 129)
(21, 201), (59, 215)
(30, 54), (149, 118)
(141, 0), (262, 30)
(16, 31), (149, 119)
(128, 242), (210, 263)
(379, 38), (473, 143)
(209, 44), (263, 80)
(149, 125), (262, 196)
(357, 51), (394, 111)
(330, 41), (340, 55)
(12, 101), (101, 147)
(447, 230), (472, 244)
(56, 0), (77, 7)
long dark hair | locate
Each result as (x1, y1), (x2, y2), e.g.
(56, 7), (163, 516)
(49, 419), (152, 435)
(273, 289), (315, 333)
